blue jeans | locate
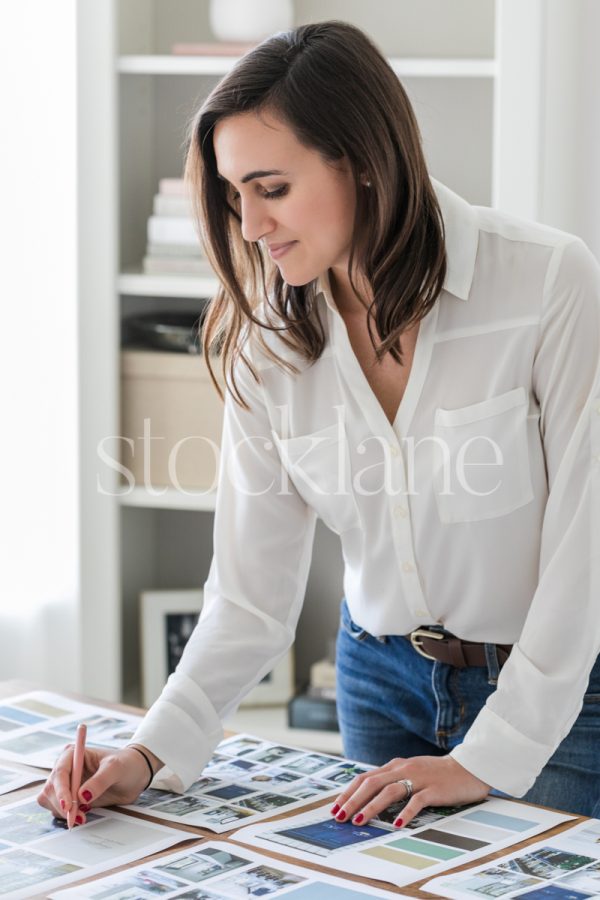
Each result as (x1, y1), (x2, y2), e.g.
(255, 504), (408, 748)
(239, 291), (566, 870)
(335, 598), (600, 818)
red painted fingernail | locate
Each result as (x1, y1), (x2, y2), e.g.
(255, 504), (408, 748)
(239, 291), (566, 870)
(353, 813), (364, 825)
(82, 790), (92, 802)
(60, 799), (66, 811)
(336, 810), (347, 822)
(330, 804), (340, 815)
(79, 804), (90, 813)
(75, 815), (83, 825)
(394, 817), (404, 828)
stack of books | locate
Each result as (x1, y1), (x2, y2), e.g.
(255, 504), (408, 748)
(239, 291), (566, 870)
(143, 177), (214, 277)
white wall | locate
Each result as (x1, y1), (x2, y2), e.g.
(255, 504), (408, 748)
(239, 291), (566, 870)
(539, 0), (600, 256)
(0, 1), (79, 689)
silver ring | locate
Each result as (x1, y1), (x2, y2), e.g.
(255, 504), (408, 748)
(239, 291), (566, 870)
(396, 778), (413, 800)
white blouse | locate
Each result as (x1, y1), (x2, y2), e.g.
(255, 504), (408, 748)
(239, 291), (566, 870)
(133, 178), (600, 798)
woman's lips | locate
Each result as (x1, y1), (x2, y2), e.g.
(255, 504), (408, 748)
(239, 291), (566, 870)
(269, 241), (297, 259)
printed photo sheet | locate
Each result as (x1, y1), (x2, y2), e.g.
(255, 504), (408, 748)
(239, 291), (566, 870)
(0, 794), (191, 899)
(423, 817), (600, 899)
(0, 763), (44, 797)
(0, 692), (143, 769)
(50, 838), (405, 898)
(124, 733), (370, 834)
(233, 797), (573, 889)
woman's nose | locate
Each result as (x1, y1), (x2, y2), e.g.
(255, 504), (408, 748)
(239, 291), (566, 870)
(240, 200), (274, 244)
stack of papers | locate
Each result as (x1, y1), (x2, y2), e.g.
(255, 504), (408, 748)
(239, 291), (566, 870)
(0, 692), (142, 768)
(0, 796), (189, 899)
(51, 840), (403, 899)
(424, 818), (600, 898)
(0, 690), (589, 898)
(0, 764), (43, 797)
(233, 797), (573, 888)
(125, 733), (369, 833)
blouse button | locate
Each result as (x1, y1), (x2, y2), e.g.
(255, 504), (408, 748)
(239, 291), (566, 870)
(402, 561), (415, 573)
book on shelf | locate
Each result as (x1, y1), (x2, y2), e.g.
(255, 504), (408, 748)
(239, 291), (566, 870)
(148, 215), (198, 247)
(153, 194), (193, 217)
(158, 177), (190, 196)
(310, 657), (336, 691)
(306, 684), (337, 702)
(143, 177), (211, 277)
(146, 242), (204, 258)
(171, 41), (257, 56)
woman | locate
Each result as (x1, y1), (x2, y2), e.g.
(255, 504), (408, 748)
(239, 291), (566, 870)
(39, 20), (600, 828)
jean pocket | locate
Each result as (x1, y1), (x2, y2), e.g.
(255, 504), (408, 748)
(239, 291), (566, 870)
(339, 598), (369, 642)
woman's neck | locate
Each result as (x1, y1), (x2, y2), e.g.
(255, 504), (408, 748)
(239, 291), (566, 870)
(328, 265), (372, 317)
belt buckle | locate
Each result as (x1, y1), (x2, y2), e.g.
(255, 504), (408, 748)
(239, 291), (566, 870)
(410, 628), (445, 661)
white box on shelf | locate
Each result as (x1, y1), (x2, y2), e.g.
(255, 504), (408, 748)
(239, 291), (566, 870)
(120, 350), (224, 491)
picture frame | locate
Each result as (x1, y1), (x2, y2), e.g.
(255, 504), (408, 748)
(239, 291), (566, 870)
(140, 588), (295, 709)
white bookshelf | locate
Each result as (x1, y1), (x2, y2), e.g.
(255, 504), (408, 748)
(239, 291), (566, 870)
(118, 271), (219, 299)
(120, 486), (217, 512)
(118, 54), (497, 78)
(78, 0), (544, 725)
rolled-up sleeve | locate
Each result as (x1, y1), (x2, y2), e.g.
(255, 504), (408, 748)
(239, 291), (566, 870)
(132, 354), (317, 791)
(451, 237), (600, 795)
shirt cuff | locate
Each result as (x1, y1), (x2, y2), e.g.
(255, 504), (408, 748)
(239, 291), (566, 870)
(449, 705), (556, 796)
(131, 674), (223, 793)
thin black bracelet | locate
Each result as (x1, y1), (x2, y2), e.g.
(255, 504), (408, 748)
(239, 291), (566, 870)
(127, 745), (155, 791)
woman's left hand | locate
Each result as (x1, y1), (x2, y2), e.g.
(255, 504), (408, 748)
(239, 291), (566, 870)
(330, 755), (490, 828)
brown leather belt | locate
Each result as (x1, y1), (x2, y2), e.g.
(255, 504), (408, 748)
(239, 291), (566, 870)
(405, 627), (512, 669)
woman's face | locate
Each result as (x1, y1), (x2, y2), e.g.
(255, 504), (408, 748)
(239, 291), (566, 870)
(213, 109), (357, 286)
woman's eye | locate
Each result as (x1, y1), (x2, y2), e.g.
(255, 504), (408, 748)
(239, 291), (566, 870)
(263, 185), (288, 200)
(230, 185), (288, 202)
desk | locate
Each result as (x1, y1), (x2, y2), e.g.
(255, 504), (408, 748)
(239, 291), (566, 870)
(0, 681), (585, 899)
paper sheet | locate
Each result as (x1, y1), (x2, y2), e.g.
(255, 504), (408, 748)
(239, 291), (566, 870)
(125, 733), (369, 833)
(0, 794), (191, 899)
(233, 797), (573, 888)
(50, 838), (405, 898)
(423, 817), (600, 898)
(0, 764), (44, 796)
(0, 692), (143, 769)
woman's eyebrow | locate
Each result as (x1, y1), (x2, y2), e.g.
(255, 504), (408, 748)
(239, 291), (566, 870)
(217, 169), (288, 185)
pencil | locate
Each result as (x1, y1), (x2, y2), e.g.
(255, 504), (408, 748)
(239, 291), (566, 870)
(67, 723), (87, 830)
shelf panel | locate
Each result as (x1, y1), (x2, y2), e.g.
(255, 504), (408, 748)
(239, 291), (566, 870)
(390, 57), (497, 77)
(120, 486), (217, 511)
(119, 270), (219, 298)
(118, 55), (497, 79)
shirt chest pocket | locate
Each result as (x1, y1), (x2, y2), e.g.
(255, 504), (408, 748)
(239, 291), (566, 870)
(272, 422), (361, 535)
(432, 386), (534, 524)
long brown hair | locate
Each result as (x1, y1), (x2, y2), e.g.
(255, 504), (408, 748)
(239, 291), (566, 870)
(185, 20), (446, 406)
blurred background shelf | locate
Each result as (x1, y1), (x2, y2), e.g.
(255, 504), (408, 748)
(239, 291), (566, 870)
(118, 270), (219, 299)
(119, 486), (218, 512)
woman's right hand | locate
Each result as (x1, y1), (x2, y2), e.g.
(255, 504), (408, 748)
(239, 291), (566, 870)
(36, 743), (160, 825)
